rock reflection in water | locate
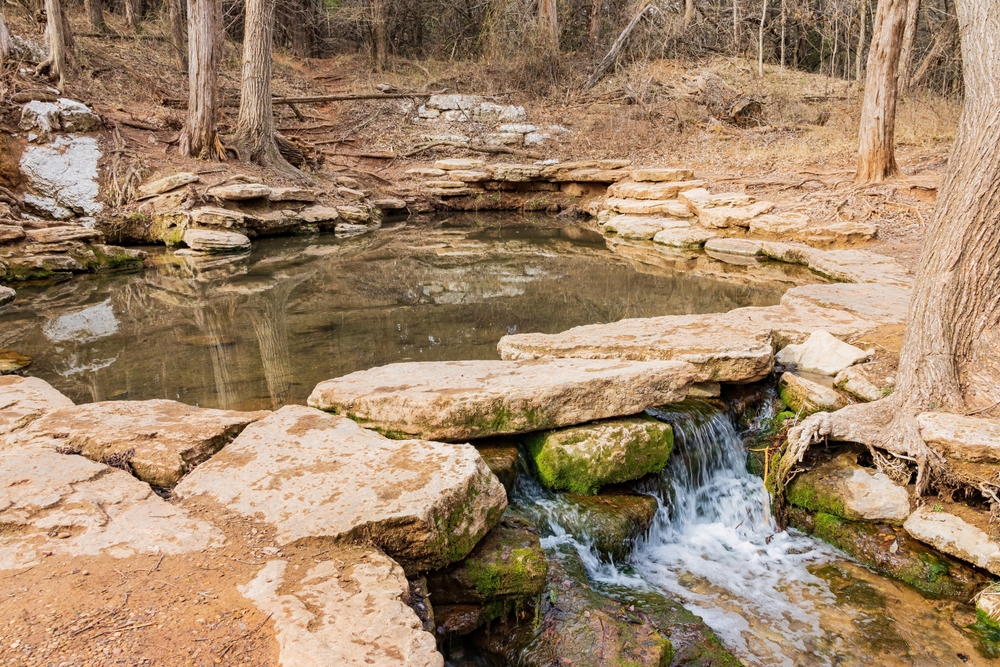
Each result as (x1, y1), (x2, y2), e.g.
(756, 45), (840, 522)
(0, 215), (819, 410)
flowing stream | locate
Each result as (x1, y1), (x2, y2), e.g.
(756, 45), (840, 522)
(513, 401), (991, 666)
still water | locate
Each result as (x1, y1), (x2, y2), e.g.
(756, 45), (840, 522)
(0, 214), (818, 410)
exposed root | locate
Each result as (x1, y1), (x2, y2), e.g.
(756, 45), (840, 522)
(777, 397), (946, 495)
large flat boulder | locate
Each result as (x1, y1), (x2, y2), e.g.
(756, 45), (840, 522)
(603, 215), (688, 240)
(239, 548), (443, 667)
(606, 180), (705, 200)
(780, 283), (911, 325)
(0, 447), (223, 570)
(679, 188), (774, 228)
(727, 303), (879, 346)
(137, 172), (199, 198)
(606, 198), (692, 217)
(630, 167), (694, 182)
(525, 417), (673, 495)
(775, 330), (871, 376)
(904, 506), (1000, 576)
(308, 359), (695, 440)
(182, 228), (251, 254)
(0, 375), (73, 436)
(174, 405), (507, 572)
(652, 225), (717, 248)
(917, 412), (1000, 464)
(786, 451), (910, 524)
(2, 400), (267, 487)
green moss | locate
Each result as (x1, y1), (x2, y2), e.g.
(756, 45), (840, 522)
(969, 609), (1000, 659)
(785, 476), (847, 518)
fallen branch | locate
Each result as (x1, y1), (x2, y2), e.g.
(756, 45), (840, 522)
(402, 140), (545, 160)
(162, 91), (444, 109)
(585, 3), (657, 89)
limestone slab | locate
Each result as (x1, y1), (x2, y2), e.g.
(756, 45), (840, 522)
(207, 183), (271, 201)
(190, 207), (245, 229)
(406, 168), (448, 177)
(607, 180), (705, 200)
(905, 507), (1000, 576)
(0, 224), (26, 244)
(786, 451), (910, 524)
(748, 212), (811, 236)
(434, 158), (486, 171)
(651, 226), (717, 248)
(498, 313), (773, 383)
(917, 412), (1000, 464)
(447, 170), (493, 183)
(603, 215), (688, 240)
(3, 399), (266, 487)
(267, 186), (317, 202)
(0, 447), (223, 570)
(491, 164), (543, 181)
(299, 205), (340, 223)
(0, 375), (73, 436)
(137, 172), (199, 198)
(183, 228), (251, 254)
(553, 169), (630, 183)
(238, 549), (443, 667)
(0, 286), (15, 312)
(630, 168), (695, 182)
(25, 226), (103, 244)
(779, 372), (848, 415)
(786, 247), (912, 287)
(607, 198), (693, 217)
(704, 238), (765, 257)
(781, 283), (911, 325)
(834, 364), (895, 402)
(775, 330), (871, 376)
(337, 205), (374, 223)
(19, 136), (103, 216)
(174, 405), (506, 572)
(308, 359), (695, 440)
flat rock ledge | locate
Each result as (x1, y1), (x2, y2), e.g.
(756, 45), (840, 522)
(498, 303), (879, 383)
(917, 412), (1000, 464)
(786, 451), (911, 524)
(0, 447), (223, 570)
(0, 375), (74, 436)
(904, 506), (1000, 576)
(173, 405), (507, 572)
(307, 359), (695, 441)
(239, 548), (443, 667)
(1, 399), (268, 487)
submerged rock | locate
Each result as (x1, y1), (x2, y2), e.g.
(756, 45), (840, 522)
(554, 491), (659, 562)
(788, 507), (992, 601)
(0, 375), (73, 436)
(785, 451), (910, 524)
(526, 416), (673, 495)
(239, 546), (443, 667)
(775, 330), (871, 376)
(174, 405), (507, 572)
(474, 437), (520, 494)
(603, 214), (688, 240)
(904, 505), (1000, 576)
(779, 372), (848, 415)
(917, 412), (1000, 464)
(473, 544), (740, 667)
(307, 359), (695, 441)
(2, 399), (267, 487)
(0, 447), (223, 570)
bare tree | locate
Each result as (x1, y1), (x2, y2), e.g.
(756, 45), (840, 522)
(125, 0), (142, 30)
(539, 0), (559, 50)
(684, 0), (695, 28)
(169, 0), (187, 70)
(909, 14), (957, 91)
(84, 0), (105, 32)
(779, 0), (1000, 496)
(589, 0), (602, 49)
(180, 0), (225, 160)
(233, 0), (298, 174)
(372, 0), (388, 70)
(896, 0), (919, 93)
(854, 0), (907, 183)
(38, 0), (70, 88)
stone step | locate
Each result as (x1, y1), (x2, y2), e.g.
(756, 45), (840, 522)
(540, 160), (631, 180)
(607, 179), (705, 200)
(630, 167), (694, 182)
(652, 225), (717, 248)
(680, 188), (775, 228)
(3, 399), (268, 487)
(174, 404), (507, 572)
(307, 359), (695, 440)
(603, 215), (690, 240)
(239, 546), (442, 666)
(917, 412), (1000, 464)
(780, 283), (911, 325)
(606, 197), (693, 217)
(182, 228), (251, 254)
(904, 505), (1000, 576)
(267, 186), (317, 202)
(206, 182), (271, 201)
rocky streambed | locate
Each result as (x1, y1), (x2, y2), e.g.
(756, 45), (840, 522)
(3, 214), (1000, 667)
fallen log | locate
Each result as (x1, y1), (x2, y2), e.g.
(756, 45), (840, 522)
(161, 91), (444, 109)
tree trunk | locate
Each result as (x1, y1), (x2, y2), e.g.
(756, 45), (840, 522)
(683, 0), (694, 29)
(125, 0), (142, 31)
(233, 0), (298, 174)
(169, 0), (187, 70)
(539, 0), (559, 51)
(896, 0), (919, 94)
(780, 0), (1000, 495)
(84, 0), (104, 32)
(589, 0), (602, 49)
(290, 0), (314, 58)
(584, 2), (652, 89)
(854, 0), (907, 183)
(908, 15), (958, 91)
(779, 0), (785, 71)
(757, 0), (767, 76)
(372, 0), (388, 70)
(855, 0), (866, 80)
(180, 0), (224, 160)
(0, 12), (11, 67)
(39, 0), (69, 88)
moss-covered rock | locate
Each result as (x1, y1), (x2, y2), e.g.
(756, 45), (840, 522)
(778, 372), (848, 416)
(788, 507), (993, 601)
(475, 437), (520, 495)
(970, 588), (1000, 659)
(426, 516), (547, 606)
(434, 604), (492, 636)
(555, 491), (659, 562)
(525, 416), (673, 495)
(473, 544), (741, 667)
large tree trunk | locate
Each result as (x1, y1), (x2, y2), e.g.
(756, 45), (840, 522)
(289, 0), (314, 58)
(854, 0), (907, 183)
(908, 15), (958, 91)
(0, 12), (11, 67)
(84, 0), (105, 32)
(125, 0), (142, 31)
(169, 0), (187, 70)
(896, 0), (919, 94)
(180, 0), (224, 160)
(372, 0), (388, 70)
(233, 0), (298, 174)
(589, 0), (602, 49)
(780, 0), (1000, 494)
(39, 0), (70, 88)
(539, 0), (559, 51)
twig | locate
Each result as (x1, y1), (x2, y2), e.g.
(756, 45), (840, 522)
(147, 555), (165, 574)
(219, 613), (273, 658)
(402, 140), (544, 160)
(89, 622), (155, 639)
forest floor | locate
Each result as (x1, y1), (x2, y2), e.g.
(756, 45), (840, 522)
(2, 7), (958, 272)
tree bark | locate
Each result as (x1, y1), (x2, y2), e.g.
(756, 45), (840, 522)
(125, 0), (142, 31)
(180, 0), (224, 160)
(683, 0), (694, 29)
(855, 0), (866, 80)
(372, 0), (388, 70)
(781, 0), (1000, 495)
(896, 0), (919, 94)
(289, 0), (314, 58)
(169, 0), (187, 70)
(39, 0), (69, 88)
(539, 0), (559, 51)
(233, 0), (298, 174)
(84, 0), (104, 32)
(589, 0), (602, 49)
(0, 12), (11, 67)
(908, 15), (958, 91)
(757, 0), (768, 76)
(855, 0), (907, 183)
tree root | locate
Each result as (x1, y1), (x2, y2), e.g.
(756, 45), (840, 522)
(777, 397), (946, 495)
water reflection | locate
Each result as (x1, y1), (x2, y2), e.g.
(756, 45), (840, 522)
(0, 214), (823, 411)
